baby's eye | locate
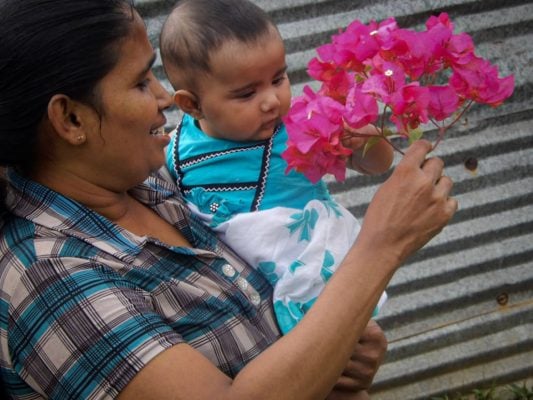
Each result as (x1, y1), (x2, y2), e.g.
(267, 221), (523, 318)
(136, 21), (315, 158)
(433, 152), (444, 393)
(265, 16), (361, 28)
(235, 91), (255, 99)
(273, 75), (287, 85)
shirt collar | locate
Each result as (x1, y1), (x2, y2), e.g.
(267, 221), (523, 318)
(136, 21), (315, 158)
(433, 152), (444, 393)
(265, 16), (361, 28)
(4, 168), (191, 261)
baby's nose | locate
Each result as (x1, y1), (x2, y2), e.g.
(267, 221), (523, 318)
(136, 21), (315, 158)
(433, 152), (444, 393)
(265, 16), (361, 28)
(260, 92), (281, 113)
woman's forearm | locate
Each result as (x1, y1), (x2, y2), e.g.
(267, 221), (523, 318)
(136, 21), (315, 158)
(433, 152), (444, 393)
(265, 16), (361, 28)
(233, 238), (396, 399)
(118, 241), (394, 400)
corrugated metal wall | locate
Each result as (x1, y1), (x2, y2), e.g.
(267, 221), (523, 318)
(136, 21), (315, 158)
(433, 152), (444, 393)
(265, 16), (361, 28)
(139, 0), (533, 398)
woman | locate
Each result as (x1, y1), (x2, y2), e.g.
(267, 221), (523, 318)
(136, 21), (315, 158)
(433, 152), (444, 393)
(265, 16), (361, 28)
(0, 1), (456, 399)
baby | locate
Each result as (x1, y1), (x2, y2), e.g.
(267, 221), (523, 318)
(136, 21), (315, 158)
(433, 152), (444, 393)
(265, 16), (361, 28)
(160, 0), (392, 342)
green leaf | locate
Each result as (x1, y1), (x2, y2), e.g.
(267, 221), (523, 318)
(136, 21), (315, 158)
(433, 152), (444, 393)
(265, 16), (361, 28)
(382, 127), (394, 137)
(355, 74), (365, 84)
(408, 127), (424, 145)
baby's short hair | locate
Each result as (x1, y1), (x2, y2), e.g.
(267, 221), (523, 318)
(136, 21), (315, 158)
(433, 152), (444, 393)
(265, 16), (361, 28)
(160, 0), (277, 90)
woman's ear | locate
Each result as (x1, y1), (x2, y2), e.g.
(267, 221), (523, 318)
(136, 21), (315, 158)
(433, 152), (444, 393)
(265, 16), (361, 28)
(174, 90), (203, 119)
(47, 94), (91, 145)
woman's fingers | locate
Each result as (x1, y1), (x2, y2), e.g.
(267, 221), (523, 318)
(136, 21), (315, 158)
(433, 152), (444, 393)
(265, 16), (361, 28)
(358, 139), (458, 265)
(333, 321), (387, 391)
(421, 157), (445, 184)
(399, 139), (433, 167)
(435, 174), (453, 196)
(436, 175), (459, 216)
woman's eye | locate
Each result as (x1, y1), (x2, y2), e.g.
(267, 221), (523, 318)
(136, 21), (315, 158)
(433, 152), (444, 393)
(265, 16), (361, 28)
(137, 79), (150, 89)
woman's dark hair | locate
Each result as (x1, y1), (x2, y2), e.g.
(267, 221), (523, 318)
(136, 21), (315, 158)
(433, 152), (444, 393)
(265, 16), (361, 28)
(0, 0), (136, 169)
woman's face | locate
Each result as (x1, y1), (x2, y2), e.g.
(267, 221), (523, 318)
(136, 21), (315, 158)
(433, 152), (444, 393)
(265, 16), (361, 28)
(83, 11), (172, 191)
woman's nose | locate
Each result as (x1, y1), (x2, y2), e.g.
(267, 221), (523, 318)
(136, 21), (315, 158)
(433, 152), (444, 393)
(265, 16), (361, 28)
(153, 78), (173, 110)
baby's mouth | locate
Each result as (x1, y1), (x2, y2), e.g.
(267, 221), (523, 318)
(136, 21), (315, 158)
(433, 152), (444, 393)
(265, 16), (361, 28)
(150, 126), (166, 136)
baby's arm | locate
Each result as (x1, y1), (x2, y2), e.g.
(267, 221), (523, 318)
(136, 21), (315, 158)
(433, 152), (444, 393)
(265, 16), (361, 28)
(342, 125), (394, 175)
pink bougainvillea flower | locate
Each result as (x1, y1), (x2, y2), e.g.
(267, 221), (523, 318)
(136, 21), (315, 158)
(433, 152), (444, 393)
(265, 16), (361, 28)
(344, 87), (379, 129)
(282, 85), (353, 182)
(343, 20), (381, 60)
(315, 42), (336, 64)
(427, 85), (460, 121)
(362, 60), (406, 102)
(282, 142), (322, 183)
(289, 113), (340, 153)
(446, 32), (475, 66)
(307, 57), (337, 82)
(306, 138), (352, 183)
(426, 12), (454, 31)
(303, 89), (345, 127)
(317, 70), (353, 103)
(389, 29), (432, 79)
(283, 13), (514, 183)
(388, 16), (452, 79)
(283, 88), (313, 133)
(283, 134), (351, 183)
(450, 56), (515, 106)
(389, 83), (430, 134)
(328, 20), (381, 72)
(369, 17), (399, 44)
(424, 24), (453, 73)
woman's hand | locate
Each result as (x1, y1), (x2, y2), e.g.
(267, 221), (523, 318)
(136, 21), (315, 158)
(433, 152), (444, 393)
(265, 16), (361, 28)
(342, 125), (394, 176)
(327, 320), (387, 399)
(358, 140), (458, 266)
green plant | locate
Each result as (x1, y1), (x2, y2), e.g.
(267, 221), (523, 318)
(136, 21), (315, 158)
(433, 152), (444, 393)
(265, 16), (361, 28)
(431, 381), (533, 400)
(507, 382), (533, 400)
(472, 387), (496, 400)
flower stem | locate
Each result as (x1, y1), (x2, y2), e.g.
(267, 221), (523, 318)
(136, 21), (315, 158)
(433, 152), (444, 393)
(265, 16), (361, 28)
(381, 106), (405, 155)
(345, 132), (405, 155)
(432, 99), (474, 151)
(383, 136), (405, 155)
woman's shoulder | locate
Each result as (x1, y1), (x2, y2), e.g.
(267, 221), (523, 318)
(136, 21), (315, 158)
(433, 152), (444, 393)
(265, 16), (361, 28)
(1, 214), (40, 262)
(0, 215), (95, 273)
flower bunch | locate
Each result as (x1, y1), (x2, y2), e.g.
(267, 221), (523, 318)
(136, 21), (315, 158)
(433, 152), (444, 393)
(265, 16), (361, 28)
(282, 13), (514, 183)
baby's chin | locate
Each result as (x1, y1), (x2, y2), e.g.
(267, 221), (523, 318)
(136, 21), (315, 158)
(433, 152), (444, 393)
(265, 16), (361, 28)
(255, 120), (281, 140)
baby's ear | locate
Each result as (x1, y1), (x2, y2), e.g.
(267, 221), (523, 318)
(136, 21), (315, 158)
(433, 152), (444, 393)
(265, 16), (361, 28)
(174, 90), (203, 119)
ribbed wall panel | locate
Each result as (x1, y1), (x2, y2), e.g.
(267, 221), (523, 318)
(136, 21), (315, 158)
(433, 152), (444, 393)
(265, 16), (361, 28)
(138, 0), (533, 397)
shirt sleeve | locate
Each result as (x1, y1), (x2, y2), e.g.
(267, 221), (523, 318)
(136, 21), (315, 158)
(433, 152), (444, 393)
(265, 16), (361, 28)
(8, 257), (183, 400)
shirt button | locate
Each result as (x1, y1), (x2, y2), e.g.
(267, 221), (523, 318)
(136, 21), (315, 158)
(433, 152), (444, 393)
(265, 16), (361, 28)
(250, 293), (261, 306)
(236, 277), (249, 291)
(222, 264), (236, 277)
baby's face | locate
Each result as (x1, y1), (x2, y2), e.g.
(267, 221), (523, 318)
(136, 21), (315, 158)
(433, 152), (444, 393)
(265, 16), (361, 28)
(196, 28), (292, 142)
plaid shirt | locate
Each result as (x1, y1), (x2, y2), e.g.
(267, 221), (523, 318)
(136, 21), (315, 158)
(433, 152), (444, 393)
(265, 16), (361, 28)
(0, 169), (280, 399)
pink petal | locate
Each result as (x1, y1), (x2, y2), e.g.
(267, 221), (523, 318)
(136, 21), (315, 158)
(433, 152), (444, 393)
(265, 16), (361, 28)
(428, 85), (460, 120)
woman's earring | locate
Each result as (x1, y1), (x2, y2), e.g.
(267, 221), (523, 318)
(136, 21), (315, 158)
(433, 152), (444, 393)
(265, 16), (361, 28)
(76, 135), (85, 143)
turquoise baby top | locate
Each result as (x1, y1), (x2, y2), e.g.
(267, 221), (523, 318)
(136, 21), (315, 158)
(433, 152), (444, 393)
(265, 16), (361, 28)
(166, 113), (332, 225)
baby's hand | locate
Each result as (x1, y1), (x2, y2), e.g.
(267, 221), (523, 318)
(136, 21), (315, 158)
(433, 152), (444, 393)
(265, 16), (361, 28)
(342, 125), (394, 175)
(341, 124), (371, 152)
